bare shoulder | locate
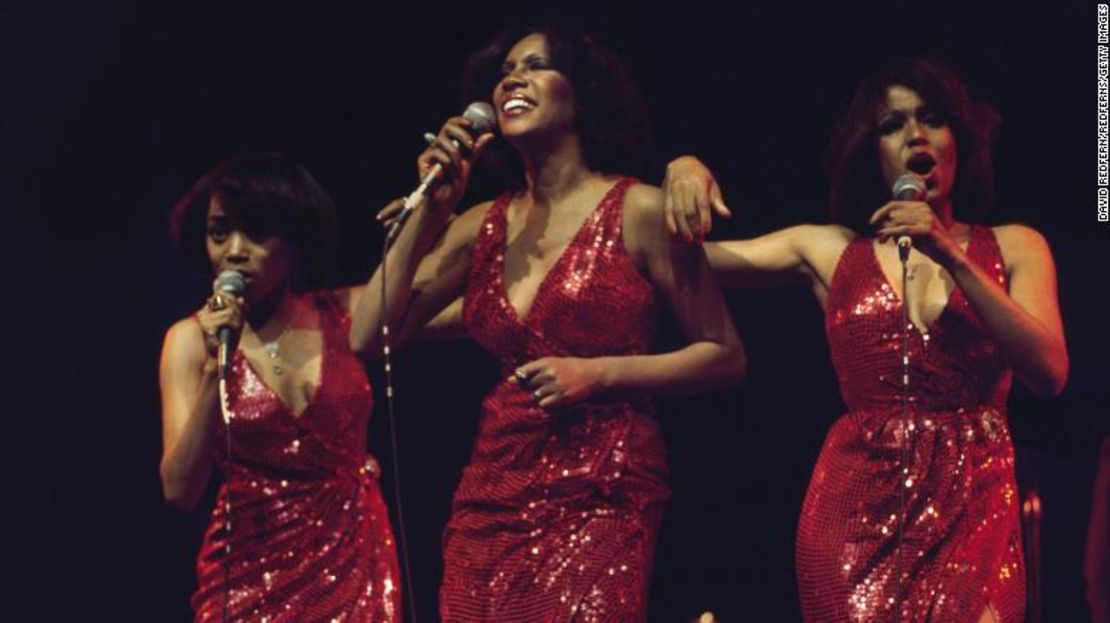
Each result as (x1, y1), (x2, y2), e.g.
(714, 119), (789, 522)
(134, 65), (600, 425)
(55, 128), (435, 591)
(783, 223), (855, 285)
(792, 223), (855, 245)
(622, 182), (664, 221)
(992, 223), (1050, 249)
(162, 316), (205, 368)
(332, 285), (364, 314)
(791, 223), (856, 262)
(621, 182), (666, 243)
(165, 316), (202, 347)
(451, 199), (497, 237)
(623, 182), (664, 209)
(991, 223), (1054, 268)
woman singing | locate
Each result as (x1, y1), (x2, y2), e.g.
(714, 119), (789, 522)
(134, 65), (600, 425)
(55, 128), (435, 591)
(663, 57), (1067, 622)
(352, 25), (746, 622)
(159, 154), (400, 621)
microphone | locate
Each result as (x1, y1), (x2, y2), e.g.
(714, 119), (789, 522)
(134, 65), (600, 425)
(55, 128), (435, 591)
(891, 173), (926, 262)
(212, 270), (246, 380)
(386, 101), (497, 245)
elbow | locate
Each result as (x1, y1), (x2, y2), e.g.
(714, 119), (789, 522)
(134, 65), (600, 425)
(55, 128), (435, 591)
(720, 342), (748, 387)
(348, 336), (370, 361)
(1027, 354), (1069, 399)
(1043, 359), (1070, 398)
(348, 333), (379, 362)
(163, 489), (199, 512)
(733, 347), (748, 384)
(160, 461), (201, 511)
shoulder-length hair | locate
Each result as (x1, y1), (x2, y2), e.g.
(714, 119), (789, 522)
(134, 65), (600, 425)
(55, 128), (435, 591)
(169, 153), (338, 289)
(826, 56), (1001, 232)
(461, 23), (654, 186)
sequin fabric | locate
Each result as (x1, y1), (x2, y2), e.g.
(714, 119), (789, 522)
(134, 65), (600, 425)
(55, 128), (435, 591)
(797, 226), (1023, 622)
(192, 292), (401, 622)
(441, 178), (670, 622)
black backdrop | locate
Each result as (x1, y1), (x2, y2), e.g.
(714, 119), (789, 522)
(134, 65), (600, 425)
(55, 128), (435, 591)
(3, 1), (1108, 620)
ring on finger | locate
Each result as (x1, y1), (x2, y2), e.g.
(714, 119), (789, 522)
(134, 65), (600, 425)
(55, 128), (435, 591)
(532, 389), (544, 401)
(423, 132), (438, 146)
(514, 367), (529, 383)
(209, 295), (226, 311)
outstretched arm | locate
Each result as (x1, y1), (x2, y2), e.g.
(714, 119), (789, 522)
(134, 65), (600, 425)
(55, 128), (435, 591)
(663, 156), (851, 292)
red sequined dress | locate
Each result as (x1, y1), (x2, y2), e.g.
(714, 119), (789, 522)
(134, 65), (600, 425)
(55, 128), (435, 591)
(439, 178), (671, 622)
(797, 226), (1024, 622)
(192, 292), (401, 622)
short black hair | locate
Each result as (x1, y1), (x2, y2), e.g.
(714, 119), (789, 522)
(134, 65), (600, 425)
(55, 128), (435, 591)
(169, 153), (338, 289)
(826, 56), (1001, 232)
(462, 23), (654, 186)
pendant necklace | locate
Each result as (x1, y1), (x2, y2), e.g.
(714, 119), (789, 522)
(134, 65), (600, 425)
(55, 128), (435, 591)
(262, 324), (290, 375)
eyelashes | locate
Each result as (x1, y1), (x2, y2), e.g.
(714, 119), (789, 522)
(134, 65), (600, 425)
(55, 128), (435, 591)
(876, 108), (949, 135)
(499, 56), (554, 77)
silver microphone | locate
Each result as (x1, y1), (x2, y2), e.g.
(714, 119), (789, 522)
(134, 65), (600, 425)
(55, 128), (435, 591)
(386, 102), (497, 245)
(891, 173), (926, 262)
(212, 270), (246, 380)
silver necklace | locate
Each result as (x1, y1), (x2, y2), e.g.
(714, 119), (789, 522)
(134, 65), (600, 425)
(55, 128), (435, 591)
(261, 324), (290, 375)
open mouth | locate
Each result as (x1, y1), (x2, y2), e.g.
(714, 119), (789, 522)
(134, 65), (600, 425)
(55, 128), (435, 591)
(501, 95), (536, 115)
(906, 153), (936, 175)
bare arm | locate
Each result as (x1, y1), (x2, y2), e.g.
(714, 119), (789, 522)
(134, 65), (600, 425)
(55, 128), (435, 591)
(612, 184), (747, 392)
(349, 115), (494, 359)
(873, 202), (1068, 397)
(349, 200), (486, 359)
(662, 155), (732, 240)
(159, 318), (221, 510)
(662, 156), (852, 293)
(967, 224), (1068, 396)
(342, 283), (468, 345)
(514, 184), (746, 407)
(704, 224), (852, 294)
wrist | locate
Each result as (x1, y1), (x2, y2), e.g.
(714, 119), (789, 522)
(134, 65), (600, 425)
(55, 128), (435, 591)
(593, 357), (616, 393)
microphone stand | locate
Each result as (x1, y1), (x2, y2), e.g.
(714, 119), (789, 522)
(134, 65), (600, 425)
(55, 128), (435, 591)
(894, 238), (913, 623)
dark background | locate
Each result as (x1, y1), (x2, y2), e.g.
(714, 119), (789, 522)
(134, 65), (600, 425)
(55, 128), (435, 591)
(3, 0), (1108, 620)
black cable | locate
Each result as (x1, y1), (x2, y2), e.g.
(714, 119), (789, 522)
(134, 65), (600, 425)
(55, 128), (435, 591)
(380, 231), (419, 623)
(218, 374), (233, 623)
(894, 249), (912, 623)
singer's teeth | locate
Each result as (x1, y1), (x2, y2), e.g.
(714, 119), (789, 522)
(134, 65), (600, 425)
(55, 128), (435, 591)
(503, 98), (534, 112)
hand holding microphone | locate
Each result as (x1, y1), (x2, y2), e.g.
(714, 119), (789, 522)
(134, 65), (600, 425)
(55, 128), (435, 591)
(891, 173), (926, 262)
(870, 172), (964, 267)
(386, 102), (497, 244)
(869, 173), (931, 261)
(195, 270), (247, 379)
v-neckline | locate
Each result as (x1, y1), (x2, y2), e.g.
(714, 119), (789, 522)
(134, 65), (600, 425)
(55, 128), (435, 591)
(867, 228), (974, 335)
(238, 303), (326, 420)
(499, 179), (623, 326)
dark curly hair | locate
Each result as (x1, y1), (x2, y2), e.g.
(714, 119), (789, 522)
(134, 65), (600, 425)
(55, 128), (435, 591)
(461, 23), (654, 186)
(169, 153), (338, 290)
(826, 56), (1001, 232)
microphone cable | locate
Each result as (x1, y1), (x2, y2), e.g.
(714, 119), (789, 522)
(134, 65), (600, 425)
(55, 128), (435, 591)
(894, 241), (914, 623)
(380, 222), (419, 623)
(217, 365), (234, 623)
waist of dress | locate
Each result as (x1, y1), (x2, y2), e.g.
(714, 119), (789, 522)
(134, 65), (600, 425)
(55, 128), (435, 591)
(839, 404), (1011, 444)
(843, 400), (1006, 418)
(219, 454), (382, 483)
